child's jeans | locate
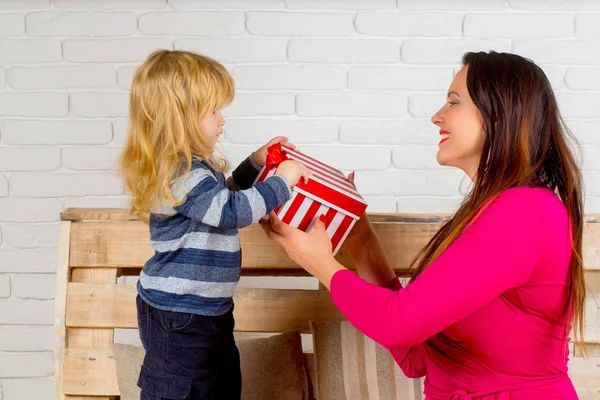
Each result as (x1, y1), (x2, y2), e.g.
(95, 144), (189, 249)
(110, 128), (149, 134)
(136, 295), (242, 400)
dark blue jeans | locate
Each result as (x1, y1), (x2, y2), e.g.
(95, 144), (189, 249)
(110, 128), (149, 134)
(136, 295), (241, 400)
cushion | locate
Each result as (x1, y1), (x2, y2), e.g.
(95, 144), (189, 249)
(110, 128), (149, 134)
(310, 320), (424, 400)
(112, 330), (309, 400)
(238, 330), (309, 400)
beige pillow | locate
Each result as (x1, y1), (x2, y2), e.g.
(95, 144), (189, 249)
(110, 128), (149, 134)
(311, 321), (424, 400)
(112, 330), (309, 400)
(238, 330), (310, 400)
(112, 343), (144, 400)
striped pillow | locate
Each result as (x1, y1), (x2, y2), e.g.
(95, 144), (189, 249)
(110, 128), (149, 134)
(310, 321), (424, 400)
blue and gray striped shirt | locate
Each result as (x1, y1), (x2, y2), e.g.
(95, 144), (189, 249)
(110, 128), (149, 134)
(138, 156), (292, 316)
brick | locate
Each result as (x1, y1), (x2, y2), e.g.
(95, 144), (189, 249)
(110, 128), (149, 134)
(297, 145), (391, 170)
(2, 378), (53, 400)
(0, 14), (24, 36)
(0, 67), (5, 88)
(565, 67), (600, 90)
(509, 0), (600, 10)
(540, 66), (566, 90)
(349, 67), (452, 90)
(0, 0), (49, 8)
(223, 93), (294, 117)
(0, 120), (112, 145)
(0, 39), (61, 64)
(397, 0), (505, 9)
(409, 93), (446, 118)
(8, 65), (116, 90)
(402, 39), (510, 64)
(0, 93), (67, 117)
(361, 196), (396, 213)
(585, 171), (600, 196)
(576, 13), (600, 38)
(565, 120), (600, 144)
(340, 119), (438, 145)
(0, 327), (53, 351)
(27, 11), (136, 37)
(464, 13), (572, 38)
(0, 175), (6, 197)
(0, 299), (53, 324)
(12, 274), (56, 300)
(139, 11), (244, 35)
(225, 119), (338, 144)
(70, 93), (129, 118)
(284, 0), (395, 9)
(513, 40), (600, 65)
(3, 224), (58, 249)
(393, 145), (442, 170)
(247, 11), (353, 36)
(355, 170), (463, 196)
(170, 0), (280, 7)
(63, 196), (130, 209)
(556, 93), (600, 118)
(0, 199), (63, 223)
(585, 197), (600, 213)
(117, 66), (136, 90)
(396, 196), (464, 213)
(297, 92), (407, 117)
(55, 0), (166, 8)
(0, 275), (10, 298)
(62, 146), (121, 170)
(0, 249), (57, 273)
(583, 145), (600, 170)
(10, 173), (123, 197)
(175, 38), (286, 63)
(63, 38), (172, 63)
(114, 328), (142, 346)
(289, 39), (400, 63)
(0, 148), (60, 172)
(0, 352), (53, 378)
(356, 12), (462, 37)
(234, 66), (346, 90)
(113, 119), (128, 145)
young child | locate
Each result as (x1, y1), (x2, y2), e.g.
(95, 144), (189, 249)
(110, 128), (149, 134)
(119, 49), (310, 400)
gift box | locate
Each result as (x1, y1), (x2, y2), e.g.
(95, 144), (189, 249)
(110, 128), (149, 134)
(254, 144), (368, 255)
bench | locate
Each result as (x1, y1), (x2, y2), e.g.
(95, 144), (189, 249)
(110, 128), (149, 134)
(54, 209), (600, 399)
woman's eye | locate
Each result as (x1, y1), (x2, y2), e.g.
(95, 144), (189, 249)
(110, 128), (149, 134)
(448, 101), (458, 107)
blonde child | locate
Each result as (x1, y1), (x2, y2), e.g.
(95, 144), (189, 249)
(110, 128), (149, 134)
(119, 49), (309, 400)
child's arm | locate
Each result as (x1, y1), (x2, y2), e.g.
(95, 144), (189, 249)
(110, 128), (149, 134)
(225, 155), (262, 191)
(173, 161), (309, 229)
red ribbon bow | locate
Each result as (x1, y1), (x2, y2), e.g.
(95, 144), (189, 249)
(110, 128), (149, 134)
(265, 143), (290, 171)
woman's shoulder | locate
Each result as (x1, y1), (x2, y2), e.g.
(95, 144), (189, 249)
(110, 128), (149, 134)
(485, 186), (566, 223)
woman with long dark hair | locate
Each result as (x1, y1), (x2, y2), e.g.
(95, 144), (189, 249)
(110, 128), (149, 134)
(261, 51), (584, 399)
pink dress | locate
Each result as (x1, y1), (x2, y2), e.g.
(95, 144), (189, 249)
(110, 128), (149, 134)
(330, 187), (578, 399)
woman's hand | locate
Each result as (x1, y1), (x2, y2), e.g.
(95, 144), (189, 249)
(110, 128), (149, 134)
(259, 212), (346, 289)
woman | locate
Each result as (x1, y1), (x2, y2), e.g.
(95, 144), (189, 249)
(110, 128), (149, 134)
(260, 51), (584, 399)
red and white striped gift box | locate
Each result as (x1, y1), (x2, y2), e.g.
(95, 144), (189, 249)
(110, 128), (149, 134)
(254, 144), (368, 255)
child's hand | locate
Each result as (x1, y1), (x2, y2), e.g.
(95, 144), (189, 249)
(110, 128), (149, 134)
(275, 160), (311, 187)
(252, 136), (296, 167)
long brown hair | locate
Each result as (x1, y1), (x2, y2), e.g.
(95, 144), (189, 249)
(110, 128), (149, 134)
(409, 51), (586, 355)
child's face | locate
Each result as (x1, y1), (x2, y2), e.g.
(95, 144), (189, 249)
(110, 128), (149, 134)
(199, 109), (226, 150)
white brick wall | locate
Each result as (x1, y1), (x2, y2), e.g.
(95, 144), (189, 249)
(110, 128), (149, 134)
(0, 1), (599, 399)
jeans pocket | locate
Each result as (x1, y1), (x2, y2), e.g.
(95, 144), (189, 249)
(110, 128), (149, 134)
(137, 365), (192, 399)
(160, 309), (196, 333)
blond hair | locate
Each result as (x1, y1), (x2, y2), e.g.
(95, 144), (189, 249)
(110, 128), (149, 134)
(119, 50), (234, 223)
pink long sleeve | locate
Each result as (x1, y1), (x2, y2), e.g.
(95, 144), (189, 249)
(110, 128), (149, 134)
(330, 186), (577, 398)
(331, 187), (543, 349)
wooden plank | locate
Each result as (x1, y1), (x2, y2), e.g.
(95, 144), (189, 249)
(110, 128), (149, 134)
(67, 215), (600, 271)
(65, 268), (117, 400)
(569, 357), (600, 400)
(54, 221), (71, 400)
(62, 349), (119, 396)
(61, 208), (135, 222)
(66, 283), (344, 333)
